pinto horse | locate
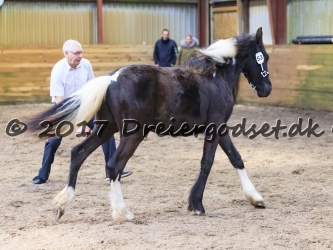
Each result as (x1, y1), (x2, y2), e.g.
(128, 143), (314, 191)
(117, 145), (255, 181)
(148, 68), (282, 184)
(27, 28), (271, 221)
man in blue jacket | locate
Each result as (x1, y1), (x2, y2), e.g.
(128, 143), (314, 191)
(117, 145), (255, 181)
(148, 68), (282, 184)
(153, 29), (178, 67)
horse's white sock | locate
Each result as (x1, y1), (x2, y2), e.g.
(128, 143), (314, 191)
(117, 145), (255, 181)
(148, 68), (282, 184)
(110, 178), (134, 221)
(237, 169), (264, 206)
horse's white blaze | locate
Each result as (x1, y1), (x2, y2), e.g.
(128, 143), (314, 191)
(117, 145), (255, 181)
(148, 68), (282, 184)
(53, 186), (75, 211)
(110, 179), (134, 221)
(237, 169), (264, 205)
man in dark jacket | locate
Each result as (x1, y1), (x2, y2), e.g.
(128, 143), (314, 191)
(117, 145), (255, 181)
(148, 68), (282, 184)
(153, 29), (178, 67)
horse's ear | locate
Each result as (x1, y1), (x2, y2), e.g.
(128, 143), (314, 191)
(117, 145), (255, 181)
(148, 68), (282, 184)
(256, 27), (263, 45)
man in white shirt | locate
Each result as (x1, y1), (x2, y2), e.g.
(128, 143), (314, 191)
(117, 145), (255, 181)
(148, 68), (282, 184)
(32, 40), (132, 184)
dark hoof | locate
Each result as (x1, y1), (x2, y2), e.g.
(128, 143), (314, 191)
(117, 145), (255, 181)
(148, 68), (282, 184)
(53, 206), (65, 221)
(254, 201), (266, 209)
(188, 204), (205, 215)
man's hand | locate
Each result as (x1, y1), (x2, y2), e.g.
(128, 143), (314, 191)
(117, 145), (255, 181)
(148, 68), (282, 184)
(54, 96), (64, 104)
(76, 126), (91, 138)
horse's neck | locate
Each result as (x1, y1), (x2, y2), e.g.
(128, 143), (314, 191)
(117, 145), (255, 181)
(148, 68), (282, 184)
(216, 63), (241, 91)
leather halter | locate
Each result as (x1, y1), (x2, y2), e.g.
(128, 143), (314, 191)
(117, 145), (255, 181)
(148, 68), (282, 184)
(243, 52), (269, 89)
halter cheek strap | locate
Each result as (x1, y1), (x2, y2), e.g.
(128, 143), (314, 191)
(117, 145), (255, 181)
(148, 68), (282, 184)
(255, 52), (269, 77)
(243, 52), (269, 90)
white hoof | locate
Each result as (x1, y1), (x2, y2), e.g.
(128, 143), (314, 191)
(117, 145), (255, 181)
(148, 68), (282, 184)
(52, 186), (75, 220)
(112, 207), (135, 222)
(244, 191), (265, 208)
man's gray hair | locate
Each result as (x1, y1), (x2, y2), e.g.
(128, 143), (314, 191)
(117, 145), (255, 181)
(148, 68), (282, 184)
(62, 39), (82, 53)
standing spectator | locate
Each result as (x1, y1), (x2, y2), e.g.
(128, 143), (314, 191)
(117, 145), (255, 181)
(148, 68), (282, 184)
(177, 34), (199, 65)
(153, 29), (178, 67)
(32, 39), (132, 184)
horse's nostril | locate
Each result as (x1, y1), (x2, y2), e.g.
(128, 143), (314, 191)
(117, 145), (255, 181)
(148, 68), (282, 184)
(266, 84), (272, 94)
(257, 84), (271, 97)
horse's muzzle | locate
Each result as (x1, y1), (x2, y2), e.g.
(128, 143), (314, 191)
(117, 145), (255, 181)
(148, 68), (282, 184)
(257, 83), (272, 97)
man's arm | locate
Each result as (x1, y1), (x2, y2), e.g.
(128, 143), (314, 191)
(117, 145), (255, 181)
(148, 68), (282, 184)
(50, 62), (65, 103)
(86, 60), (95, 81)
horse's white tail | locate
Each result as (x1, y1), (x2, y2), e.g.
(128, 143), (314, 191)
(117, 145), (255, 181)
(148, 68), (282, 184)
(68, 75), (113, 126)
(27, 75), (114, 134)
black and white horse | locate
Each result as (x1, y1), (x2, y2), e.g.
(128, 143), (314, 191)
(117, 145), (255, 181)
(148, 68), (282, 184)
(27, 28), (271, 221)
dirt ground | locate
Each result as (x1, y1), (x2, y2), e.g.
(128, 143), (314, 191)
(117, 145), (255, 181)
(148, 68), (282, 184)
(0, 103), (332, 250)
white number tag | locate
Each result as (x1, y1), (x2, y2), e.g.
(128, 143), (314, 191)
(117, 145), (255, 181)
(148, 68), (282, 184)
(256, 52), (264, 64)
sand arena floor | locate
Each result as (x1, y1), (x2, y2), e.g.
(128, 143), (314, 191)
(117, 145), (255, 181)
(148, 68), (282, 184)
(0, 103), (332, 249)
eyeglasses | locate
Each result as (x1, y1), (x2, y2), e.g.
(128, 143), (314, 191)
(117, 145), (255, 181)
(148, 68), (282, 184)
(68, 50), (84, 56)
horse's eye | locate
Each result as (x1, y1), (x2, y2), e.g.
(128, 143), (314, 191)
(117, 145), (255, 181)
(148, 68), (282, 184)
(266, 55), (270, 61)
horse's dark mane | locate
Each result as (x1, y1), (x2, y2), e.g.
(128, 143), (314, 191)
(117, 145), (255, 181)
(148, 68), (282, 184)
(235, 34), (262, 59)
(182, 51), (235, 76)
(182, 33), (259, 75)
(182, 52), (217, 76)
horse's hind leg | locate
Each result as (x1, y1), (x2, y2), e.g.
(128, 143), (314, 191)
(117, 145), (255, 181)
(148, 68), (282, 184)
(53, 124), (114, 221)
(218, 135), (265, 208)
(188, 140), (219, 215)
(107, 134), (143, 222)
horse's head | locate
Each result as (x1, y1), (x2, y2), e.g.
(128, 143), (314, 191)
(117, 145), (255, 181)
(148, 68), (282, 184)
(240, 28), (272, 97)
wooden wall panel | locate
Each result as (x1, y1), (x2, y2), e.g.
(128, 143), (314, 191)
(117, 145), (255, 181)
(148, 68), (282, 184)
(213, 6), (238, 40)
(1, 44), (333, 113)
(0, 45), (154, 103)
(0, 2), (95, 46)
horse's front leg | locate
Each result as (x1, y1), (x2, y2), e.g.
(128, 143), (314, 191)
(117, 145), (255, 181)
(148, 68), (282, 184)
(188, 140), (219, 215)
(53, 126), (112, 221)
(219, 134), (265, 208)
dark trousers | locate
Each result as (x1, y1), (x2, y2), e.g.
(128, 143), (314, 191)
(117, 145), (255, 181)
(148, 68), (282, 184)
(37, 119), (116, 180)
